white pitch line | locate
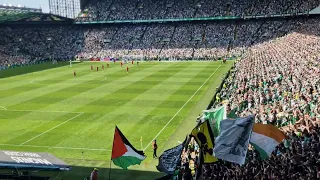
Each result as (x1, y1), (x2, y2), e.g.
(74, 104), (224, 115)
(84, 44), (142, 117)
(0, 109), (83, 114)
(20, 112), (84, 145)
(0, 106), (7, 110)
(143, 65), (222, 151)
(101, 76), (107, 81)
(0, 143), (109, 151)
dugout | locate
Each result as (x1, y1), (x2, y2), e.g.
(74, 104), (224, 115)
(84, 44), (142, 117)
(0, 150), (70, 180)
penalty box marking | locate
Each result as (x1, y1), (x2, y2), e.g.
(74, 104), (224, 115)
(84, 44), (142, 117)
(0, 107), (84, 146)
(0, 106), (84, 149)
(20, 112), (84, 145)
(0, 108), (110, 151)
(0, 106), (7, 110)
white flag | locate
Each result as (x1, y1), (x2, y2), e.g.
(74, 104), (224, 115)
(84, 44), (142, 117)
(213, 115), (254, 165)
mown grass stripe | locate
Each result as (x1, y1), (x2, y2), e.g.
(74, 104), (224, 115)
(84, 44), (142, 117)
(0, 62), (101, 90)
(0, 61), (234, 180)
(9, 63), (153, 110)
(7, 63), (164, 145)
(26, 63), (195, 147)
(142, 65), (221, 151)
(0, 64), (126, 107)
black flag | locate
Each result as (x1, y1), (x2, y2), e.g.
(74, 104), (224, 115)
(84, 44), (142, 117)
(156, 138), (186, 174)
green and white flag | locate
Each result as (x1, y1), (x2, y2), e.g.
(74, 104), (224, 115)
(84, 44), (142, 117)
(203, 105), (227, 137)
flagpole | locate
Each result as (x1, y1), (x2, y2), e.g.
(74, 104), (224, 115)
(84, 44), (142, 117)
(109, 160), (112, 180)
(109, 125), (116, 180)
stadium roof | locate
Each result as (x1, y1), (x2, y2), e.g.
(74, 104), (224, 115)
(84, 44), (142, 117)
(0, 11), (73, 23)
(0, 4), (42, 13)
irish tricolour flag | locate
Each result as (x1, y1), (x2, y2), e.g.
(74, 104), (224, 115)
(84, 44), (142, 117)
(111, 126), (146, 169)
(250, 124), (286, 160)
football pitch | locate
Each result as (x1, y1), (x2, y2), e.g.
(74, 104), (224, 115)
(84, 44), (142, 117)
(0, 61), (233, 179)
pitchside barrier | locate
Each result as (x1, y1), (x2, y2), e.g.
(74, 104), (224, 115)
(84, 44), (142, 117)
(206, 60), (237, 110)
(0, 150), (70, 171)
(76, 55), (241, 62)
(0, 150), (70, 179)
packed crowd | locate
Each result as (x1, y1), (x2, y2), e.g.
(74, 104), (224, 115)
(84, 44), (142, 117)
(168, 137), (199, 180)
(202, 17), (320, 179)
(215, 20), (320, 132)
(0, 51), (32, 70)
(77, 0), (319, 21)
(1, 17), (319, 69)
(203, 126), (320, 179)
(0, 26), (84, 68)
(1, 3), (320, 179)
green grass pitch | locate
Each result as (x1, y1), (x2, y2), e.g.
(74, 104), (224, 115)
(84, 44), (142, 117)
(0, 61), (233, 179)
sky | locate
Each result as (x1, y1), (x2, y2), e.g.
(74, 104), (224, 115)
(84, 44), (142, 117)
(0, 0), (49, 13)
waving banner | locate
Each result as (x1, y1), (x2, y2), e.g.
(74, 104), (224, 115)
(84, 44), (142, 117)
(156, 139), (186, 174)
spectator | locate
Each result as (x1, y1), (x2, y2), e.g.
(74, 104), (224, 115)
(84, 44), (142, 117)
(153, 139), (158, 159)
(90, 168), (98, 180)
(76, 0), (319, 21)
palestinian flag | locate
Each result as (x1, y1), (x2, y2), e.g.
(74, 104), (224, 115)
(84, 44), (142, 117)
(111, 126), (146, 169)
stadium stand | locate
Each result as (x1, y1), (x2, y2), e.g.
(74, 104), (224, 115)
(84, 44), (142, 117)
(77, 0), (319, 21)
(0, 1), (317, 69)
(197, 17), (320, 180)
(202, 126), (320, 179)
(1, 16), (319, 69)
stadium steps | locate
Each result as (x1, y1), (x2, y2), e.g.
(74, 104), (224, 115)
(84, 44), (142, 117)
(105, 0), (115, 20)
(226, 3), (231, 16)
(85, 28), (100, 58)
(193, 23), (208, 59)
(190, 25), (197, 59)
(191, 23), (204, 59)
(287, 1), (303, 13)
(203, 23), (208, 49)
(141, 26), (148, 42)
(158, 42), (168, 58)
(163, 0), (172, 19)
(16, 47), (31, 57)
(135, 25), (148, 48)
(283, 0), (296, 13)
(169, 25), (177, 45)
(193, 2), (199, 17)
(127, 26), (144, 54)
(264, 1), (272, 15)
(134, 0), (142, 20)
(110, 27), (120, 45)
(158, 25), (177, 56)
(250, 20), (266, 45)
(192, 41), (198, 59)
(233, 22), (238, 41)
(229, 22), (238, 52)
(106, 0), (114, 19)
